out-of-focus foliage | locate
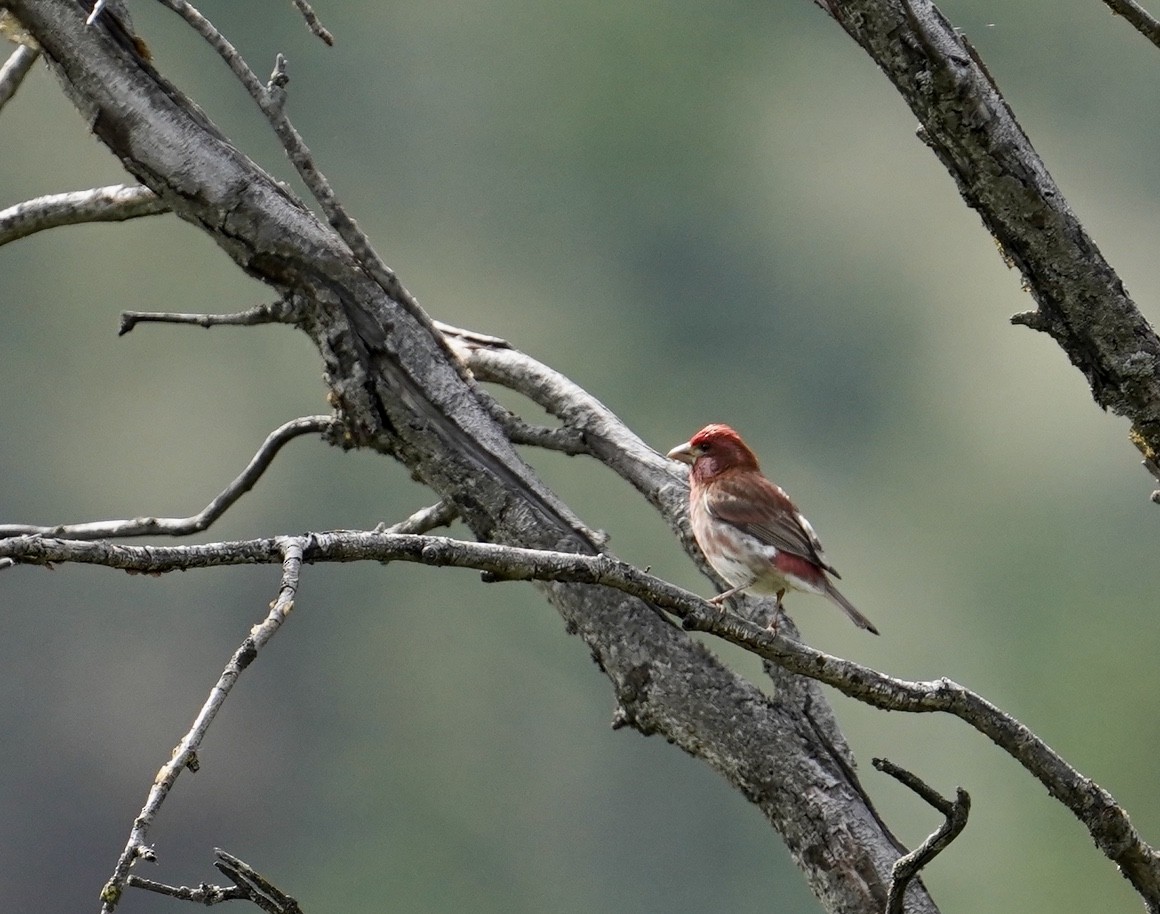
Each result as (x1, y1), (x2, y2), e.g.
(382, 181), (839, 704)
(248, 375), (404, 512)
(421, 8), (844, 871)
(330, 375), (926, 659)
(1, 2), (1158, 912)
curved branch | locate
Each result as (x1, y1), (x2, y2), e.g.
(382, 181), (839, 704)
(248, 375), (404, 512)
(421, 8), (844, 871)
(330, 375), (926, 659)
(0, 184), (166, 245)
(0, 416), (336, 540)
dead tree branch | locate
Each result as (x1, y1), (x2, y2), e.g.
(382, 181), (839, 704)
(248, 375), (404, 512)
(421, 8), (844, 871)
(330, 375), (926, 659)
(6, 0), (1159, 911)
(0, 416), (337, 540)
(0, 43), (39, 110)
(0, 184), (165, 244)
(4, 2), (917, 910)
(1103, 0), (1160, 49)
(98, 539), (303, 910)
(2, 525), (1155, 911)
(816, 0), (1160, 480)
(874, 760), (971, 914)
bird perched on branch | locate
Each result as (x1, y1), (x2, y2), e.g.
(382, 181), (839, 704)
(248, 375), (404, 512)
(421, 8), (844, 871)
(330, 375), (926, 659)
(667, 423), (878, 635)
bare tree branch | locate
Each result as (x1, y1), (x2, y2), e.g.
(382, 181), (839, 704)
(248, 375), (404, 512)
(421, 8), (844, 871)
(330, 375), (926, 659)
(0, 416), (336, 541)
(1103, 0), (1160, 49)
(874, 759), (971, 914)
(0, 42), (38, 111)
(378, 498), (459, 534)
(8, 4), (901, 900)
(98, 539), (304, 911)
(13, 0), (1157, 910)
(286, 0), (332, 47)
(4, 523), (1158, 911)
(818, 0), (1160, 484)
(123, 875), (246, 905)
(0, 183), (164, 244)
(212, 849), (305, 914)
(118, 300), (301, 335)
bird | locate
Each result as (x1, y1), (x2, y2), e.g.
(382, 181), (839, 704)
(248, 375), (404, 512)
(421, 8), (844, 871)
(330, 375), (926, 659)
(667, 423), (878, 635)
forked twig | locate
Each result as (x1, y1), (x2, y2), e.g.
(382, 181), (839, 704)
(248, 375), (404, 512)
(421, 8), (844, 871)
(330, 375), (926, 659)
(214, 849), (305, 914)
(874, 758), (970, 914)
(99, 539), (305, 912)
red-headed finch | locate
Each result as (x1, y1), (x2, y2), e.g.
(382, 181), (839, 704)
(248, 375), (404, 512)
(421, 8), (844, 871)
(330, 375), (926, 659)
(667, 424), (878, 635)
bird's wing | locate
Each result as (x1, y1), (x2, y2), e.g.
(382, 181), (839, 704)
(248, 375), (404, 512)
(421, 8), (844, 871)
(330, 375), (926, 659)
(704, 472), (839, 575)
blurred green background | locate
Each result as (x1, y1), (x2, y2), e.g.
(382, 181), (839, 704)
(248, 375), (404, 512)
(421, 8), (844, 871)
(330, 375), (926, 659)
(2, 1), (1159, 911)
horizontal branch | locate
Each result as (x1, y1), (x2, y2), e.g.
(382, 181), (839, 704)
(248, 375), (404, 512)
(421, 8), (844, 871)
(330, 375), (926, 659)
(0, 184), (166, 245)
(0, 416), (336, 540)
(123, 875), (246, 905)
(118, 300), (300, 335)
(4, 526), (1156, 903)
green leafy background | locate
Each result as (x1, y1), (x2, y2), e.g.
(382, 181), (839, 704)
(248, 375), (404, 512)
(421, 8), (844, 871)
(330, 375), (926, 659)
(2, 2), (1158, 912)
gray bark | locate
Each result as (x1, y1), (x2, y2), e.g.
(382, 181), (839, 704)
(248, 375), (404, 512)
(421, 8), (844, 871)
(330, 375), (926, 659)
(5, 0), (934, 911)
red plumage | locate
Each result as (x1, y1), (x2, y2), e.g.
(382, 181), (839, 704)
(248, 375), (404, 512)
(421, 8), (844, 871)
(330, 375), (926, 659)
(667, 424), (878, 635)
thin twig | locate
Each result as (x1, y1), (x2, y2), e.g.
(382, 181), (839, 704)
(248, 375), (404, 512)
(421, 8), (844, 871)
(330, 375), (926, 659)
(153, 0), (464, 383)
(1104, 0), (1160, 50)
(99, 539), (304, 913)
(287, 0), (333, 46)
(0, 416), (335, 541)
(124, 875), (246, 904)
(378, 498), (459, 534)
(874, 758), (971, 914)
(152, 3), (409, 308)
(0, 184), (164, 246)
(214, 849), (305, 914)
(9, 526), (1152, 899)
(119, 299), (300, 335)
(0, 43), (39, 113)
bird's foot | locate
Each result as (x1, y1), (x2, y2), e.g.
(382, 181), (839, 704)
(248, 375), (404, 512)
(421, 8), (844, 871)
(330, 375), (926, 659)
(765, 590), (786, 635)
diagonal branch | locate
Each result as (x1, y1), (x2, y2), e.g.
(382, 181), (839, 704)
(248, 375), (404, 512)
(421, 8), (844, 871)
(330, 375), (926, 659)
(816, 0), (1160, 483)
(212, 849), (305, 914)
(99, 538), (304, 911)
(1103, 0), (1160, 49)
(0, 43), (39, 112)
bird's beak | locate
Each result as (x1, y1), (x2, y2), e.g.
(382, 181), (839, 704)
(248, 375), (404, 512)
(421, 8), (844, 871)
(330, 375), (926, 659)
(666, 440), (696, 465)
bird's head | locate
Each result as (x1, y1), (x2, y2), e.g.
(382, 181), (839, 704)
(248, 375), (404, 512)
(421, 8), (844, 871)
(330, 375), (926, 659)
(667, 424), (760, 482)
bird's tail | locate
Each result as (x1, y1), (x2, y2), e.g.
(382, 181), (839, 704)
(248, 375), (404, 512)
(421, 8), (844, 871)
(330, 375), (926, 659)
(824, 580), (879, 635)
